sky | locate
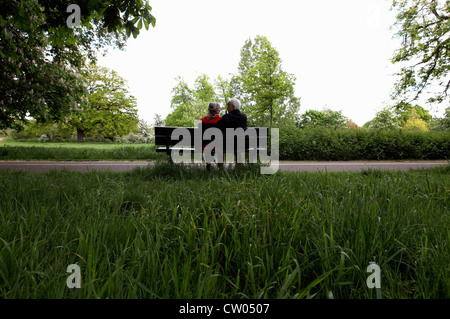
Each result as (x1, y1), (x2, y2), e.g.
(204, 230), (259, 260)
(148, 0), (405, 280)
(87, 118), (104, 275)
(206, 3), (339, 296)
(95, 0), (443, 127)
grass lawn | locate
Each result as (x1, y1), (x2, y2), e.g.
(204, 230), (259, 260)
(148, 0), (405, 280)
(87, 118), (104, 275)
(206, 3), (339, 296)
(0, 163), (448, 299)
(0, 141), (165, 161)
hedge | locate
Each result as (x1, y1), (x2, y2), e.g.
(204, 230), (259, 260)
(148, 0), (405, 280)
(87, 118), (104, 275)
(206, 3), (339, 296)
(278, 128), (450, 161)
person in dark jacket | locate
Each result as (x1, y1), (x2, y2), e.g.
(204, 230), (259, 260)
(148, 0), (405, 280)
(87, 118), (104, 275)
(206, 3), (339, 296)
(214, 98), (247, 130)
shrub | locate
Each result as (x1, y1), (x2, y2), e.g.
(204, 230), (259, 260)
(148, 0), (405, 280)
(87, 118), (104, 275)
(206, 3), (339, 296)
(279, 127), (450, 161)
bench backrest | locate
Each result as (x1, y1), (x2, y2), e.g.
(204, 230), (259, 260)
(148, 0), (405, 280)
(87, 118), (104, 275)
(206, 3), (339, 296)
(155, 126), (268, 149)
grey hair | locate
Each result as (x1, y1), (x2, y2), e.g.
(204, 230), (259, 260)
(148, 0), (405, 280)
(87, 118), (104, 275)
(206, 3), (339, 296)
(206, 102), (221, 120)
(227, 98), (241, 110)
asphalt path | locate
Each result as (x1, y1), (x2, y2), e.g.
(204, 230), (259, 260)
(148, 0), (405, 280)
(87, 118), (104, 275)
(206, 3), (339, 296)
(0, 160), (447, 173)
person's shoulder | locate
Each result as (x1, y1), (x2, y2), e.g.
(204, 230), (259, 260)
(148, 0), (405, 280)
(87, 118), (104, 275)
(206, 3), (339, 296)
(237, 111), (247, 119)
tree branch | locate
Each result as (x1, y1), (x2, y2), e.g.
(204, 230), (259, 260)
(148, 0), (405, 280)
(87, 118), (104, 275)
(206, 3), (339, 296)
(430, 0), (450, 21)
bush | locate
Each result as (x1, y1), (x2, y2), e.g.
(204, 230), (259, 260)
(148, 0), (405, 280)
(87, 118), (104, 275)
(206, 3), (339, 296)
(10, 120), (75, 142)
(279, 127), (450, 161)
(118, 119), (155, 144)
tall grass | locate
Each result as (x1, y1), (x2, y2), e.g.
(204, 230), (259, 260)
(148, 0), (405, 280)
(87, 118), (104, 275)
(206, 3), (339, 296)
(0, 163), (448, 298)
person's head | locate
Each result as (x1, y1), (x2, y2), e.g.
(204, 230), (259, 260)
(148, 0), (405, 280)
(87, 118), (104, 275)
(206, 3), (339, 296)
(206, 102), (221, 120)
(226, 98), (241, 112)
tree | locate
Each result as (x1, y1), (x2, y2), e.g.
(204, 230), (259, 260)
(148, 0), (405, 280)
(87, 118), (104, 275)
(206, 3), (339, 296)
(165, 75), (217, 127)
(392, 101), (433, 125)
(193, 74), (217, 103)
(153, 113), (165, 126)
(1, 0), (86, 131)
(0, 0), (155, 131)
(214, 75), (237, 109)
(237, 35), (300, 127)
(68, 65), (139, 142)
(403, 118), (429, 131)
(390, 0), (449, 104)
(429, 106), (450, 130)
(10, 119), (75, 142)
(169, 76), (194, 110)
(346, 119), (360, 129)
(297, 109), (347, 129)
(365, 107), (401, 130)
(120, 118), (154, 143)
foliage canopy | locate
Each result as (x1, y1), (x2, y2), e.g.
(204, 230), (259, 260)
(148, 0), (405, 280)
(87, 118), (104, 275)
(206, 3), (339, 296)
(390, 0), (449, 104)
(0, 0), (155, 131)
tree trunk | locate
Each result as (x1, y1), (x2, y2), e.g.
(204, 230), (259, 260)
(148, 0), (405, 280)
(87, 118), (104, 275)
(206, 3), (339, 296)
(269, 103), (273, 127)
(77, 128), (85, 143)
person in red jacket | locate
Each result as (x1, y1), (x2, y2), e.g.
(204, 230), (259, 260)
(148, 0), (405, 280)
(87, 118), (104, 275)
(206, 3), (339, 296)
(200, 102), (222, 168)
(201, 102), (221, 124)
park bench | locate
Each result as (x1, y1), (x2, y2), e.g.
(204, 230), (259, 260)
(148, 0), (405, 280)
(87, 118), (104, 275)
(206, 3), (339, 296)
(154, 126), (268, 165)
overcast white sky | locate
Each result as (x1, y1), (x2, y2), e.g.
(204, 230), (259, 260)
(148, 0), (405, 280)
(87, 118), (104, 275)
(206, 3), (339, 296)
(96, 0), (444, 127)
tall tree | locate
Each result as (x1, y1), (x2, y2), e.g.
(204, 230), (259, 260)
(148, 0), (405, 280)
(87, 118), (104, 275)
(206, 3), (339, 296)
(169, 76), (194, 110)
(68, 65), (138, 142)
(193, 74), (216, 103)
(0, 0), (155, 131)
(165, 75), (217, 127)
(214, 75), (234, 110)
(237, 35), (300, 127)
(390, 0), (449, 104)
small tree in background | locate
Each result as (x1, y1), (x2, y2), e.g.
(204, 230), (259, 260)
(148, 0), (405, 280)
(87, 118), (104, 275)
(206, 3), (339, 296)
(392, 101), (432, 126)
(120, 119), (154, 143)
(364, 107), (401, 130)
(297, 109), (347, 130)
(153, 114), (165, 126)
(403, 117), (429, 131)
(429, 107), (450, 131)
(346, 119), (359, 129)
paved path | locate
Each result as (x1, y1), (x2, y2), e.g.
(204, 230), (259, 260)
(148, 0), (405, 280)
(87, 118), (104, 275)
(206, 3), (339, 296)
(0, 160), (447, 173)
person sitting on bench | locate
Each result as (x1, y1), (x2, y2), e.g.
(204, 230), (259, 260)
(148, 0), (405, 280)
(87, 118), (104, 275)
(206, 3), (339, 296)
(200, 98), (248, 167)
(215, 98), (247, 130)
(201, 102), (221, 124)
